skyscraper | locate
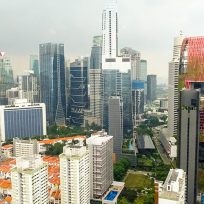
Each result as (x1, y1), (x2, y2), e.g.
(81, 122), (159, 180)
(17, 70), (39, 103)
(147, 75), (157, 102)
(120, 47), (141, 81)
(132, 80), (145, 126)
(87, 130), (113, 200)
(140, 59), (147, 100)
(101, 0), (131, 133)
(121, 70), (132, 131)
(60, 145), (90, 204)
(178, 37), (204, 164)
(168, 35), (184, 137)
(178, 89), (200, 204)
(87, 36), (103, 126)
(108, 96), (123, 160)
(30, 55), (39, 83)
(69, 57), (89, 126)
(102, 0), (118, 60)
(0, 52), (14, 105)
(103, 69), (121, 129)
(11, 156), (48, 204)
(39, 43), (66, 125)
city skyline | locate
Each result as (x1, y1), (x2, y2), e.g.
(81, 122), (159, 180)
(1, 0), (204, 81)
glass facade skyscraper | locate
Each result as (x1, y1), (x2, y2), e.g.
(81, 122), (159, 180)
(39, 43), (66, 125)
(88, 36), (103, 126)
(69, 58), (89, 126)
(147, 75), (157, 102)
(0, 52), (14, 105)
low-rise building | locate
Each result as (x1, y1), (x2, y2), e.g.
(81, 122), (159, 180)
(13, 138), (38, 157)
(159, 128), (177, 158)
(155, 169), (186, 204)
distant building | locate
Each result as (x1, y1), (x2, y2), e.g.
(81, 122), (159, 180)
(147, 75), (157, 103)
(13, 138), (39, 157)
(102, 69), (121, 130)
(87, 130), (113, 200)
(17, 70), (39, 103)
(132, 80), (144, 126)
(86, 36), (103, 126)
(120, 47), (141, 81)
(6, 87), (22, 105)
(0, 52), (14, 105)
(159, 98), (168, 110)
(11, 155), (48, 204)
(30, 55), (39, 83)
(0, 102), (47, 141)
(60, 145), (90, 204)
(140, 59), (147, 100)
(39, 43), (66, 125)
(108, 96), (123, 161)
(156, 169), (186, 204)
(178, 89), (200, 204)
(69, 57), (89, 126)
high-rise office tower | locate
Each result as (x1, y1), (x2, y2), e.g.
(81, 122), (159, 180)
(102, 0), (118, 60)
(65, 59), (71, 118)
(17, 70), (39, 103)
(168, 35), (184, 137)
(88, 36), (103, 126)
(108, 96), (123, 160)
(179, 89), (200, 204)
(178, 37), (204, 163)
(103, 69), (121, 129)
(147, 75), (157, 102)
(69, 57), (89, 126)
(11, 155), (48, 204)
(60, 145), (90, 204)
(87, 130), (113, 200)
(120, 47), (141, 81)
(30, 55), (39, 83)
(39, 43), (66, 125)
(140, 59), (147, 99)
(13, 138), (39, 157)
(0, 52), (14, 105)
(132, 80), (145, 126)
(121, 70), (132, 131)
(101, 0), (131, 133)
(0, 101), (47, 141)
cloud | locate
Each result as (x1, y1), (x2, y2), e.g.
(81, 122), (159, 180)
(0, 0), (204, 79)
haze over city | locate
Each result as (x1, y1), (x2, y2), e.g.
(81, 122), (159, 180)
(1, 0), (204, 82)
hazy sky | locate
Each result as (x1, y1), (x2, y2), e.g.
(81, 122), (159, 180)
(1, 0), (204, 82)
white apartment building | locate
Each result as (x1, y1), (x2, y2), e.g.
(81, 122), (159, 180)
(157, 169), (186, 204)
(87, 130), (113, 199)
(13, 138), (39, 157)
(60, 145), (90, 204)
(11, 155), (48, 204)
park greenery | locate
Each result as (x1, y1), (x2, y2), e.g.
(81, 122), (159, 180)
(118, 172), (154, 204)
(114, 158), (131, 181)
